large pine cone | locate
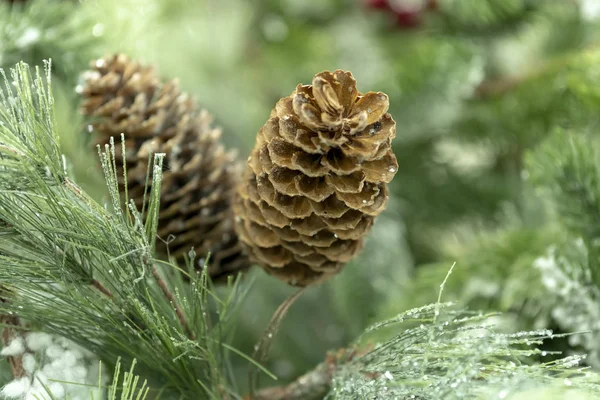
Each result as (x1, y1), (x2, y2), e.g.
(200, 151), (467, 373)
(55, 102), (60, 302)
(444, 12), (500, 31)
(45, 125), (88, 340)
(233, 70), (398, 286)
(79, 54), (250, 282)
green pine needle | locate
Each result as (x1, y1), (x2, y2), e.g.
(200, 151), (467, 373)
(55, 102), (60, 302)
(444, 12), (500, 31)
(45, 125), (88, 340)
(0, 61), (253, 399)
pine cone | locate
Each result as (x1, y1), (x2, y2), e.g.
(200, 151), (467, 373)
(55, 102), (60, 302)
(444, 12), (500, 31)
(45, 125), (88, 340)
(79, 54), (250, 282)
(233, 70), (397, 286)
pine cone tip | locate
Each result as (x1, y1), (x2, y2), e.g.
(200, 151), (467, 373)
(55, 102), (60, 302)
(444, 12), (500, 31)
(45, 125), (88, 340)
(292, 70), (389, 135)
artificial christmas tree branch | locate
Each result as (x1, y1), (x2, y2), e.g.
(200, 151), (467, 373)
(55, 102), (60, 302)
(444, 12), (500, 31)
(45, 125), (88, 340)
(0, 61), (249, 398)
(0, 0), (98, 86)
(250, 301), (600, 400)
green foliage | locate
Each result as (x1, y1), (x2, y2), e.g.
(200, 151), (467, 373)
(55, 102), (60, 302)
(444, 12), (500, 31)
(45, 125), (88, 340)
(0, 62), (250, 399)
(386, 227), (559, 317)
(229, 209), (412, 389)
(527, 130), (600, 253)
(393, 128), (600, 370)
(524, 130), (600, 366)
(4, 0), (600, 398)
(0, 0), (98, 86)
(531, 238), (600, 368)
(40, 358), (150, 400)
(0, 59), (599, 399)
(329, 302), (600, 399)
(434, 0), (539, 34)
(107, 360), (150, 400)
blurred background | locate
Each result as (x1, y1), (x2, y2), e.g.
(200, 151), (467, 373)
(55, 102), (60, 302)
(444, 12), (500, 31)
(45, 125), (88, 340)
(4, 0), (600, 392)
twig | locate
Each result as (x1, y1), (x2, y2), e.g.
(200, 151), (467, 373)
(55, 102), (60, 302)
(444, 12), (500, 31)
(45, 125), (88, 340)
(151, 265), (195, 340)
(0, 314), (26, 379)
(249, 349), (358, 400)
(63, 177), (83, 196)
(0, 287), (26, 379)
(251, 359), (334, 400)
(92, 278), (113, 298)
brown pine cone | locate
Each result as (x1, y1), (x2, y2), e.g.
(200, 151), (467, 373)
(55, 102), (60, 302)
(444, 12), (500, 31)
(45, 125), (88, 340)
(233, 70), (398, 286)
(79, 54), (250, 282)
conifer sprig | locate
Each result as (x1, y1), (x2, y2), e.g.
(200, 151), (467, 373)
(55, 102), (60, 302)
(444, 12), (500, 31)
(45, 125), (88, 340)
(0, 0), (98, 85)
(0, 62), (250, 399)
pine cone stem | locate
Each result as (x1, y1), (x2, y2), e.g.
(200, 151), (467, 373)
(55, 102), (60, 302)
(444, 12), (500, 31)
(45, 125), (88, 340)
(249, 287), (307, 396)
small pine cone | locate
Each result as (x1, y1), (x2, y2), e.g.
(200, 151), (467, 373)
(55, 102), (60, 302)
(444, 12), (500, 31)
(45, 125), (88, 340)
(233, 70), (398, 286)
(79, 54), (250, 282)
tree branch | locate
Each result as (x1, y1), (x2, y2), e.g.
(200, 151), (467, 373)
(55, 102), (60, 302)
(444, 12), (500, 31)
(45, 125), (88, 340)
(251, 359), (335, 400)
(0, 287), (27, 379)
(0, 314), (26, 379)
(91, 278), (113, 298)
(248, 348), (361, 400)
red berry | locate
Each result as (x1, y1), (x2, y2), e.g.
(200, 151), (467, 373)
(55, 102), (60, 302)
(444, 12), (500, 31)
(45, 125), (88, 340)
(394, 10), (422, 28)
(365, 0), (391, 10)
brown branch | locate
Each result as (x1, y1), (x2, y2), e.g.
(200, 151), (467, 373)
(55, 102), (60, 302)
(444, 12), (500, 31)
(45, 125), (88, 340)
(151, 265), (195, 340)
(249, 349), (359, 400)
(1, 314), (26, 379)
(0, 286), (27, 379)
(92, 279), (113, 298)
(251, 359), (335, 400)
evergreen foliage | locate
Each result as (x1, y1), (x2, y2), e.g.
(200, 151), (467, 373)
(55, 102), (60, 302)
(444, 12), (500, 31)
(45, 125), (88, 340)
(0, 63), (247, 398)
(0, 0), (98, 86)
(2, 0), (600, 399)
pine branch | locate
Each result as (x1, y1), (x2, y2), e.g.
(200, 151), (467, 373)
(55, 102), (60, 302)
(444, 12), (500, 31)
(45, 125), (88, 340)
(0, 0), (98, 85)
(472, 46), (600, 100)
(434, 0), (547, 35)
(527, 130), (600, 247)
(251, 355), (337, 400)
(392, 128), (600, 372)
(251, 302), (600, 400)
(0, 61), (253, 398)
(330, 303), (600, 399)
